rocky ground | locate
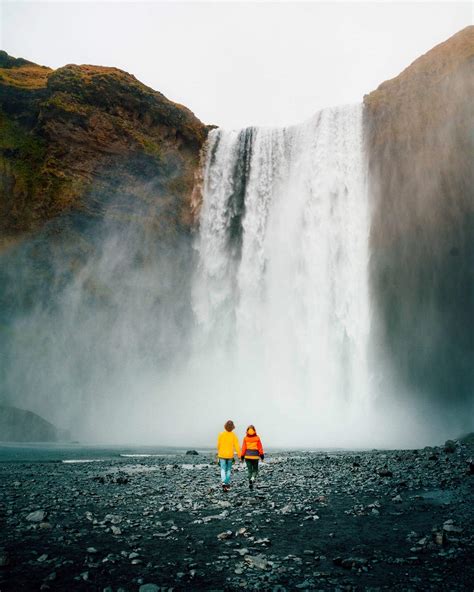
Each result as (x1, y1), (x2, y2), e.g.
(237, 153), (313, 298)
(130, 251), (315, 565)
(1, 440), (473, 591)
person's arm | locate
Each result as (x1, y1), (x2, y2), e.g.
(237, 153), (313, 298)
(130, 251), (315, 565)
(257, 437), (264, 459)
(234, 433), (241, 458)
(240, 437), (247, 460)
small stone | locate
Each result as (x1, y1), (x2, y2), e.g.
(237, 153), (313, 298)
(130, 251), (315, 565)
(217, 530), (233, 540)
(340, 557), (368, 569)
(0, 550), (10, 567)
(111, 526), (121, 535)
(444, 440), (457, 453)
(186, 450), (199, 455)
(87, 547), (98, 554)
(296, 581), (312, 590)
(138, 584), (160, 592)
(245, 554), (269, 570)
(443, 523), (463, 533)
(26, 510), (46, 522)
(236, 548), (249, 556)
(37, 554), (48, 562)
(392, 495), (402, 503)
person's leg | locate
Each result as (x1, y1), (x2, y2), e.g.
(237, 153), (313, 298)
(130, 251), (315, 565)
(219, 459), (227, 484)
(245, 459), (252, 481)
(250, 459), (258, 482)
(246, 459), (256, 489)
(252, 459), (259, 481)
(225, 459), (232, 485)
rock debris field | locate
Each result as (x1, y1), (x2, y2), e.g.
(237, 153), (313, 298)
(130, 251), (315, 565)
(1, 440), (473, 591)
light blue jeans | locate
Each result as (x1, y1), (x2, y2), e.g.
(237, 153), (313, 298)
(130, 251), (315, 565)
(219, 458), (233, 485)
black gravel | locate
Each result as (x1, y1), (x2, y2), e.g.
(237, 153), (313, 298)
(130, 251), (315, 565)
(1, 441), (473, 591)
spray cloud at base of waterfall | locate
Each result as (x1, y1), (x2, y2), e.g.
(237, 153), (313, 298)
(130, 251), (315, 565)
(1, 103), (470, 449)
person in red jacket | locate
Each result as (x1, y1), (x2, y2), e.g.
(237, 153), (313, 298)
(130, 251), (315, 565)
(240, 425), (264, 489)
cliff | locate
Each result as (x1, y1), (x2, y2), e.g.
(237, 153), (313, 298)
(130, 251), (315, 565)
(364, 26), (474, 406)
(0, 50), (208, 246)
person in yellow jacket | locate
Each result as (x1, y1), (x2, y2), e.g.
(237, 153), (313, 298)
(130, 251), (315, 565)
(240, 425), (264, 490)
(217, 420), (241, 492)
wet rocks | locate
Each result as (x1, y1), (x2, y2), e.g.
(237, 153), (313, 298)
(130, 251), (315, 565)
(1, 442), (473, 591)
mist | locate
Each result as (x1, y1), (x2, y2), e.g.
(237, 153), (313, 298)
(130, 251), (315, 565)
(2, 92), (471, 449)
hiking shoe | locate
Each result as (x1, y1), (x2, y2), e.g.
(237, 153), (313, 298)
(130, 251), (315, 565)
(249, 481), (253, 490)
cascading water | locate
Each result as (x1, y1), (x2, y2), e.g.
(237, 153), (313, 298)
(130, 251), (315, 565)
(192, 104), (373, 446)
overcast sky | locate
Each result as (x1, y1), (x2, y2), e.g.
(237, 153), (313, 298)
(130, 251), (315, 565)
(1, 1), (471, 128)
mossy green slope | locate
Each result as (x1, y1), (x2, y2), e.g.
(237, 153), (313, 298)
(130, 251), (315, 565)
(0, 52), (208, 243)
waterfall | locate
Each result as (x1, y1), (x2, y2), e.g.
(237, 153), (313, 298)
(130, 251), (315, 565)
(192, 104), (372, 446)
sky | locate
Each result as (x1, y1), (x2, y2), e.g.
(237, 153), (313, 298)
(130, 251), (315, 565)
(0, 1), (472, 128)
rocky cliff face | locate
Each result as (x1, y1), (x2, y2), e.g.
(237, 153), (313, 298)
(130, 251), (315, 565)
(364, 27), (474, 410)
(0, 54), (209, 427)
(0, 51), (208, 247)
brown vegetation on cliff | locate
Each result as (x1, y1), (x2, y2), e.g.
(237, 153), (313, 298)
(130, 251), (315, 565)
(0, 51), (208, 240)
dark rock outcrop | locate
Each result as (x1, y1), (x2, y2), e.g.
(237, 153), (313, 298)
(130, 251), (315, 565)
(0, 404), (68, 442)
(364, 27), (474, 411)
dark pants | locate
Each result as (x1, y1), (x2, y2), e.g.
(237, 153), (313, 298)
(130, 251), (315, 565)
(245, 458), (259, 481)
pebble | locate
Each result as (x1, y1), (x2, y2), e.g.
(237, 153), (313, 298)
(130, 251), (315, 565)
(26, 510), (46, 522)
(0, 550), (10, 567)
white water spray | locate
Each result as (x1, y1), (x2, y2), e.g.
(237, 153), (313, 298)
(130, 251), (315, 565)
(192, 104), (373, 446)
